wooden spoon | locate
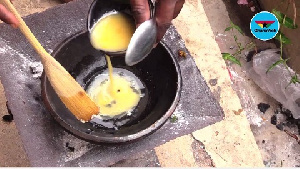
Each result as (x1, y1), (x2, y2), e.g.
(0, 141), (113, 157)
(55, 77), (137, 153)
(2, 0), (99, 122)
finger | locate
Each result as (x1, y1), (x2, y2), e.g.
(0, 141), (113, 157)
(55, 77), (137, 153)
(173, 0), (185, 18)
(0, 4), (18, 27)
(155, 0), (177, 42)
(130, 0), (151, 27)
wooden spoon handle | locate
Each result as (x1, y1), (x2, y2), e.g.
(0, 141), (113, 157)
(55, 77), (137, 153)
(2, 0), (100, 122)
(2, 0), (48, 60)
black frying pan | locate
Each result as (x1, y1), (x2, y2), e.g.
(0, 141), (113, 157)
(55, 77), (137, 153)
(41, 31), (182, 143)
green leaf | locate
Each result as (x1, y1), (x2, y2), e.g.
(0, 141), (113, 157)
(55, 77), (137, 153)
(170, 115), (178, 123)
(234, 35), (238, 42)
(231, 21), (244, 35)
(275, 31), (291, 44)
(222, 53), (241, 66)
(286, 74), (300, 88)
(238, 43), (243, 50)
(266, 58), (289, 73)
(225, 26), (232, 32)
(272, 9), (283, 21)
(291, 75), (300, 84)
(272, 9), (298, 29)
(245, 42), (256, 50)
(283, 16), (298, 29)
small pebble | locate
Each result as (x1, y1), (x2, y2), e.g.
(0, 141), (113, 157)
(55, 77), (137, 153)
(2, 114), (13, 122)
(65, 142), (75, 152)
(257, 103), (270, 113)
(209, 79), (218, 86)
(67, 146), (75, 152)
(271, 115), (277, 125)
(276, 123), (284, 131)
(178, 49), (186, 58)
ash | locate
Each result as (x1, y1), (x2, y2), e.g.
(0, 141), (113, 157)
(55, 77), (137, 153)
(169, 104), (190, 135)
(61, 132), (92, 162)
(0, 38), (44, 80)
(29, 61), (43, 79)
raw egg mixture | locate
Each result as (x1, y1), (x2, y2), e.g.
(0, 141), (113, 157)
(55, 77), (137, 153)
(90, 11), (135, 52)
(88, 11), (143, 119)
(87, 55), (142, 117)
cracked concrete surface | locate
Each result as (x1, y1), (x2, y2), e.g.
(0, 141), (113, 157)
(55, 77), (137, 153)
(155, 134), (214, 167)
(171, 1), (263, 167)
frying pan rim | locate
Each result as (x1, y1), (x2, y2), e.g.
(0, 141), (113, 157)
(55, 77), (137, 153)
(41, 31), (182, 143)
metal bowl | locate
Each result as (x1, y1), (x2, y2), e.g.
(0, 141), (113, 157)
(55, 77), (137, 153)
(87, 0), (132, 57)
(41, 31), (182, 143)
(87, 0), (154, 57)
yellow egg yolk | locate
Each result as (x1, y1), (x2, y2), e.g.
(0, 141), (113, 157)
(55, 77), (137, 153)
(90, 12), (135, 52)
(87, 55), (141, 117)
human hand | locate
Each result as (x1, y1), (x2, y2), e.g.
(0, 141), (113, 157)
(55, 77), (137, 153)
(0, 3), (18, 27)
(130, 0), (185, 44)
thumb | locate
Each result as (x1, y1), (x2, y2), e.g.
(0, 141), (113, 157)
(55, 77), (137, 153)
(0, 4), (19, 27)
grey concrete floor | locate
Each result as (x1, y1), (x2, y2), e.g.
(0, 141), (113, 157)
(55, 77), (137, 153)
(0, 0), (300, 167)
